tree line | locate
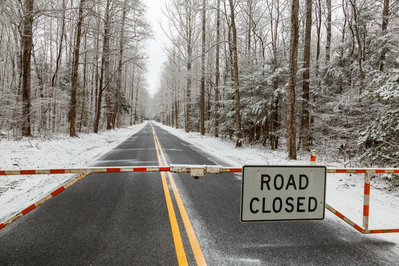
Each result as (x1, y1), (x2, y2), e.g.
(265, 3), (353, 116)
(152, 0), (399, 166)
(0, 0), (151, 138)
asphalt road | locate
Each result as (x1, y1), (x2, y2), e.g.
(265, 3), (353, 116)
(0, 122), (398, 265)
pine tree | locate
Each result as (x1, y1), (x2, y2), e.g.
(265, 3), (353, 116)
(359, 70), (399, 167)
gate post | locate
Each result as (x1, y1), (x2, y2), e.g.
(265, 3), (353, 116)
(363, 172), (371, 230)
(311, 150), (316, 165)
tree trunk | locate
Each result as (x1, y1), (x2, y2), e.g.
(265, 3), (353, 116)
(311, 0), (322, 145)
(93, 8), (101, 131)
(51, 0), (66, 89)
(115, 0), (128, 128)
(301, 0), (312, 151)
(287, 0), (299, 160)
(350, 0), (364, 155)
(379, 0), (389, 72)
(228, 0), (242, 147)
(325, 0), (332, 63)
(94, 0), (111, 133)
(270, 0), (280, 150)
(247, 0), (252, 62)
(315, 0), (321, 82)
(129, 69), (135, 126)
(32, 47), (46, 133)
(79, 34), (88, 133)
(200, 0), (206, 135)
(134, 75), (141, 125)
(185, 11), (193, 133)
(104, 0), (112, 130)
(175, 94), (179, 129)
(214, 0), (220, 138)
(21, 0), (34, 137)
(70, 0), (85, 137)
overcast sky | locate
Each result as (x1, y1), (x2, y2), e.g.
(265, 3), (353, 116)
(145, 0), (168, 96)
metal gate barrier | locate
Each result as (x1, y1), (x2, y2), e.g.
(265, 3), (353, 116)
(1, 165), (398, 234)
(326, 168), (399, 234)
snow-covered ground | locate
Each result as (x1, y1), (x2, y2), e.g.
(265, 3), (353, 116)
(1, 121), (399, 250)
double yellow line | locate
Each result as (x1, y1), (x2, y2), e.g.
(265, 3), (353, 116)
(151, 124), (207, 266)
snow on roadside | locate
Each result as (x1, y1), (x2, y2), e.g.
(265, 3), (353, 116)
(155, 122), (399, 247)
(0, 123), (145, 222)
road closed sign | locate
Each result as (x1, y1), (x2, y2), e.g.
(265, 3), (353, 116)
(241, 165), (326, 222)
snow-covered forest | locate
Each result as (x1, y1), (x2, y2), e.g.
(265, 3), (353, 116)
(153, 0), (399, 167)
(0, 0), (151, 138)
(0, 0), (398, 167)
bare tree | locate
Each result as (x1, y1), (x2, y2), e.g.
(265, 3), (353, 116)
(21, 0), (34, 137)
(51, 0), (66, 89)
(214, 0), (220, 138)
(70, 0), (86, 137)
(325, 0), (332, 63)
(115, 0), (128, 128)
(268, 0), (283, 150)
(349, 0), (364, 155)
(185, 2), (194, 133)
(200, 0), (206, 135)
(287, 0), (299, 159)
(379, 0), (389, 72)
(301, 0), (312, 151)
(228, 0), (242, 147)
(94, 0), (112, 133)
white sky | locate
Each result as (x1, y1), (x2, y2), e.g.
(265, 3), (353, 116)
(145, 0), (168, 96)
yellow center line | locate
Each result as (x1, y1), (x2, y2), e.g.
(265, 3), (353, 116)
(152, 126), (188, 266)
(151, 123), (207, 266)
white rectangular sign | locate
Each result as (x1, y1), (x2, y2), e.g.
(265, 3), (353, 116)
(241, 165), (326, 222)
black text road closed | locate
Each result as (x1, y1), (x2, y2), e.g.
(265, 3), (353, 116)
(241, 165), (326, 222)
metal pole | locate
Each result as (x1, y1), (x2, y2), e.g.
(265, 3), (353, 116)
(311, 150), (316, 165)
(363, 172), (371, 230)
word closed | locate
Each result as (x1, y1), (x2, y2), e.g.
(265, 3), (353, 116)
(241, 166), (326, 222)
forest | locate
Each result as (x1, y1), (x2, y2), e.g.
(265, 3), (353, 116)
(0, 0), (398, 167)
(0, 0), (151, 138)
(153, 0), (399, 167)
